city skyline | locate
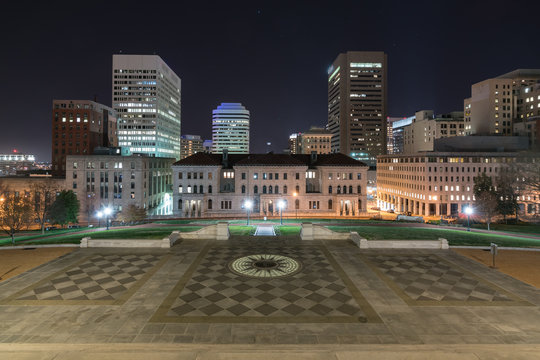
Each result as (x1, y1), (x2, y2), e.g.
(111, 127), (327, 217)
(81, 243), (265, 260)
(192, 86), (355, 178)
(1, 1), (539, 160)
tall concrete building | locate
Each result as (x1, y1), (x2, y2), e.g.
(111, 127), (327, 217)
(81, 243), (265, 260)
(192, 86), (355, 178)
(464, 69), (540, 136)
(211, 103), (250, 154)
(289, 127), (332, 155)
(180, 135), (204, 159)
(403, 110), (464, 153)
(52, 100), (117, 176)
(112, 54), (181, 160)
(327, 51), (388, 166)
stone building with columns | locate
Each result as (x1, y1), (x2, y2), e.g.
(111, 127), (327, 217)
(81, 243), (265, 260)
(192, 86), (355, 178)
(376, 151), (539, 217)
(172, 151), (368, 218)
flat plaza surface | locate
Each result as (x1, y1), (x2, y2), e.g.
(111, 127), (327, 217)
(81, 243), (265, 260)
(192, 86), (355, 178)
(1, 237), (540, 357)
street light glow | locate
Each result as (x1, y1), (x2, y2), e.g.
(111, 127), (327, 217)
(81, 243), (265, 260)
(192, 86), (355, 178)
(244, 200), (253, 210)
(96, 211), (103, 218)
(278, 200), (285, 209)
(104, 207), (112, 215)
(465, 207), (473, 215)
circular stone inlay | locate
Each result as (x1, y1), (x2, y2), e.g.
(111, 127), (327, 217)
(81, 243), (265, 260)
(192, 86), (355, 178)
(229, 254), (302, 278)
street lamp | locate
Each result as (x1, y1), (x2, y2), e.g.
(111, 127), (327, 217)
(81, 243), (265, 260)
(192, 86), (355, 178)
(96, 211), (103, 228)
(244, 200), (253, 226)
(464, 206), (473, 232)
(277, 200), (285, 225)
(293, 192), (298, 219)
(103, 207), (112, 230)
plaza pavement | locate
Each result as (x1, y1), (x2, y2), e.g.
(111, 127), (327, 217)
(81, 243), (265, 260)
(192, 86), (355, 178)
(1, 236), (540, 358)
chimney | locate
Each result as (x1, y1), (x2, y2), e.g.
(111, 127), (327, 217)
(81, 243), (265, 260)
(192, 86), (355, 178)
(310, 151), (317, 164)
(222, 149), (229, 167)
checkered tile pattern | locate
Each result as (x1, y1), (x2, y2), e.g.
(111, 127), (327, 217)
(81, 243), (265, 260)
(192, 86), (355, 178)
(365, 254), (513, 302)
(15, 254), (162, 301)
(167, 245), (365, 319)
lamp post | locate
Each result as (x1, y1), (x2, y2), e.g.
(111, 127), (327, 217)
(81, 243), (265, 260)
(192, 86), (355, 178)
(104, 207), (112, 230)
(277, 200), (285, 225)
(244, 200), (252, 226)
(464, 206), (473, 232)
(293, 192), (298, 219)
(96, 211), (103, 228)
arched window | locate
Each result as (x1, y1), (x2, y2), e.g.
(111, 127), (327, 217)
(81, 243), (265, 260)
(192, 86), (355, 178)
(358, 199), (362, 211)
(275, 185), (279, 194)
(328, 185), (332, 194)
(295, 199), (300, 209)
(208, 199), (212, 210)
(283, 185), (287, 194)
(208, 185), (212, 193)
(241, 185), (246, 194)
(178, 199), (182, 210)
(263, 185), (267, 194)
(194, 185), (198, 194)
(328, 199), (333, 209)
(357, 185), (361, 194)
(295, 185), (300, 193)
(343, 185), (347, 194)
(337, 186), (341, 194)
(200, 185), (204, 194)
(254, 185), (258, 194)
(349, 186), (353, 194)
(269, 185), (273, 194)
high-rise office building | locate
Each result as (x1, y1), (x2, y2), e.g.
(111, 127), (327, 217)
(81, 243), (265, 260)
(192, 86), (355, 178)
(180, 135), (204, 159)
(464, 69), (540, 136)
(112, 54), (181, 160)
(327, 51), (388, 166)
(52, 100), (117, 176)
(211, 103), (250, 154)
(288, 133), (299, 154)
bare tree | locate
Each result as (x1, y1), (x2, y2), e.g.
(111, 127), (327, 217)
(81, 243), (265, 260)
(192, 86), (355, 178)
(116, 204), (147, 224)
(30, 182), (59, 234)
(506, 153), (540, 219)
(475, 192), (499, 230)
(0, 191), (34, 244)
(474, 172), (499, 230)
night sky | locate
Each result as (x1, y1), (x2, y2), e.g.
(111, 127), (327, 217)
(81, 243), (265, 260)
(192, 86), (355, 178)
(1, 0), (539, 161)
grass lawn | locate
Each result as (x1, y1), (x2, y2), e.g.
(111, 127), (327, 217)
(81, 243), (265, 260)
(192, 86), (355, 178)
(0, 227), (93, 245)
(2, 226), (203, 246)
(470, 223), (540, 235)
(152, 218), (389, 226)
(229, 226), (256, 236)
(327, 225), (540, 247)
(274, 225), (301, 236)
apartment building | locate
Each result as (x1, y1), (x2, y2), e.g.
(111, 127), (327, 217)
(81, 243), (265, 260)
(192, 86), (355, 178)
(172, 152), (368, 218)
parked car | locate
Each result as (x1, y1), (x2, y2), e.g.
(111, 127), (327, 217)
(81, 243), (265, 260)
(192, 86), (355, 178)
(388, 209), (395, 213)
(45, 226), (59, 231)
(68, 224), (81, 229)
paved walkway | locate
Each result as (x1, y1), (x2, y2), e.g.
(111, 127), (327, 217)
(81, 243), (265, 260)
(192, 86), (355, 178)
(254, 225), (276, 236)
(2, 343), (540, 359)
(1, 237), (540, 357)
